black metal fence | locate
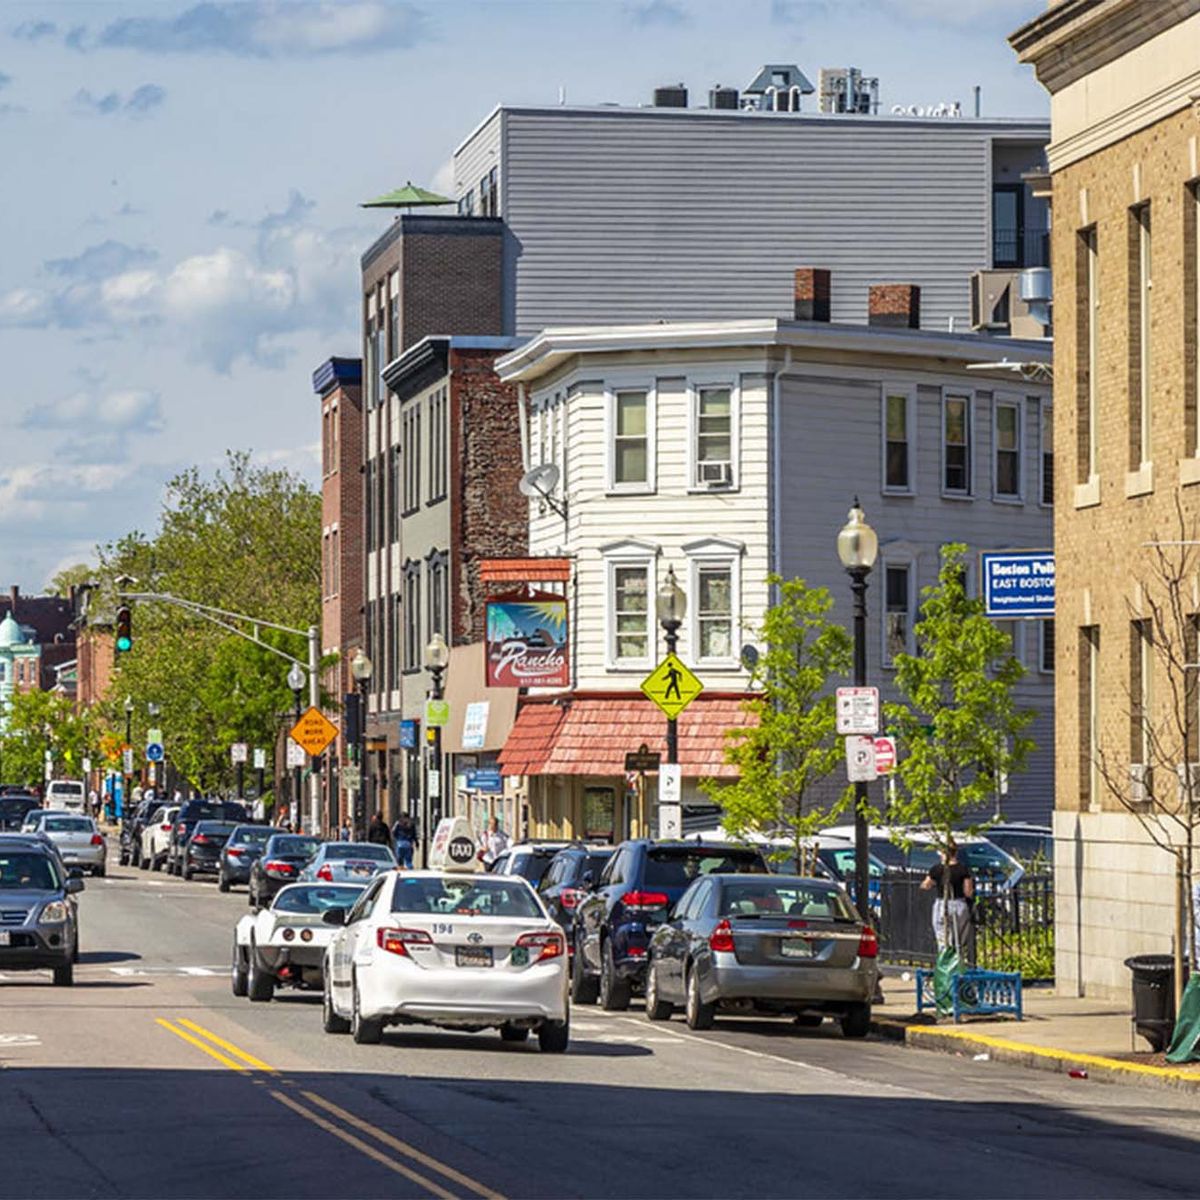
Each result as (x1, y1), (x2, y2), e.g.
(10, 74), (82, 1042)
(877, 873), (1054, 981)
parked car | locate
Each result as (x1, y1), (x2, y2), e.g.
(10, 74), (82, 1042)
(299, 842), (396, 884)
(572, 839), (770, 1010)
(0, 835), (84, 985)
(0, 792), (40, 832)
(644, 873), (878, 1036)
(232, 881), (366, 1001)
(139, 805), (180, 872)
(979, 823), (1053, 872)
(321, 870), (569, 1051)
(23, 812), (106, 876)
(166, 799), (249, 875)
(45, 779), (86, 813)
(248, 833), (323, 909)
(537, 845), (613, 953)
(180, 821), (240, 881)
(121, 798), (163, 867)
(488, 842), (570, 886)
(218, 824), (272, 892)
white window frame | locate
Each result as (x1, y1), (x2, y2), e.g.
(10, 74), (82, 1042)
(683, 536), (744, 668)
(1038, 397), (1053, 507)
(991, 393), (1023, 503)
(605, 384), (656, 495)
(880, 550), (918, 668)
(881, 383), (916, 496)
(601, 538), (659, 670)
(687, 380), (739, 492)
(941, 388), (975, 499)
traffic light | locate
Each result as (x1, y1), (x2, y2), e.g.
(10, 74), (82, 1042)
(343, 692), (362, 746)
(115, 606), (133, 653)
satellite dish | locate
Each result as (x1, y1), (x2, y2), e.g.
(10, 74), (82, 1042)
(518, 463), (567, 519)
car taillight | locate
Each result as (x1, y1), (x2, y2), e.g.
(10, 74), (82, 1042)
(316, 864), (333, 881)
(709, 919), (736, 953)
(226, 847), (246, 857)
(376, 927), (432, 957)
(160, 823), (171, 832)
(193, 834), (209, 844)
(90, 834), (104, 846)
(857, 927), (878, 959)
(621, 890), (669, 912)
(264, 860), (295, 877)
(560, 887), (583, 909)
(176, 823), (187, 835)
(281, 928), (295, 942)
(515, 931), (564, 962)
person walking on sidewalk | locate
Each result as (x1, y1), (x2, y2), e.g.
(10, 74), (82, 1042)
(922, 840), (974, 955)
(366, 811), (393, 851)
(391, 812), (417, 868)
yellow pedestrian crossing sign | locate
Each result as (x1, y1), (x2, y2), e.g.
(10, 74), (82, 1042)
(641, 653), (703, 719)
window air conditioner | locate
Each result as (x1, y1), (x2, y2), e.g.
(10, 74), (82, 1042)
(1130, 763), (1152, 804)
(1176, 763), (1200, 807)
(698, 460), (733, 487)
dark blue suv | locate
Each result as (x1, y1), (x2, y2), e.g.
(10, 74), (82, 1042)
(572, 839), (768, 1010)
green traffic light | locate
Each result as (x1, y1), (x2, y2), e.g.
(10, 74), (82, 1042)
(116, 636), (132, 652)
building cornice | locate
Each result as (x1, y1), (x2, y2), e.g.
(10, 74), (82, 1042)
(312, 356), (362, 397)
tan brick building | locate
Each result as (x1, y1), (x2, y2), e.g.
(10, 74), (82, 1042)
(1012, 0), (1200, 997)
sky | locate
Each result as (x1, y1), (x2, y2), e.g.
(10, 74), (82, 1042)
(0, 0), (1048, 592)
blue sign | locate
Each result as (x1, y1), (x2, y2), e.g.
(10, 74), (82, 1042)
(466, 767), (503, 793)
(146, 742), (164, 762)
(981, 551), (1055, 618)
(399, 720), (419, 750)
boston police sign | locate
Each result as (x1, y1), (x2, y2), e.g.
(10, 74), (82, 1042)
(981, 551), (1055, 619)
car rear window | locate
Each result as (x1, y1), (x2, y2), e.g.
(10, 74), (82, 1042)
(391, 876), (543, 918)
(0, 853), (60, 890)
(49, 783), (84, 796)
(274, 885), (364, 913)
(510, 851), (561, 884)
(644, 848), (766, 889)
(584, 851), (612, 876)
(194, 822), (237, 836)
(44, 817), (93, 833)
(270, 836), (322, 858)
(719, 881), (856, 921)
(231, 827), (270, 846)
(324, 844), (394, 862)
(960, 842), (1020, 879)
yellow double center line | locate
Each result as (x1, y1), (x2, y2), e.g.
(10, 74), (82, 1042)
(156, 1017), (504, 1200)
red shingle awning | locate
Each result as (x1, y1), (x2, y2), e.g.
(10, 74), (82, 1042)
(479, 557), (572, 585)
(499, 694), (758, 778)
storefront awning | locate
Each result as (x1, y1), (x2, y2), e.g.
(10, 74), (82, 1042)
(499, 694), (757, 779)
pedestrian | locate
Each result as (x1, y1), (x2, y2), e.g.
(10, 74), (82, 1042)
(921, 839), (974, 955)
(88, 788), (99, 820)
(482, 816), (510, 869)
(339, 822), (351, 842)
(366, 811), (392, 850)
(391, 812), (416, 868)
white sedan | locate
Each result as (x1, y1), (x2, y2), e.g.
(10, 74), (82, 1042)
(233, 882), (366, 1001)
(322, 870), (570, 1052)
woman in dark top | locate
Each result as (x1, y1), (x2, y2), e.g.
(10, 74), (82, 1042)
(921, 840), (974, 953)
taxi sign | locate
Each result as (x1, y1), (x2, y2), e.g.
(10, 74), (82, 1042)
(428, 816), (481, 873)
(641, 654), (703, 720)
(289, 706), (339, 757)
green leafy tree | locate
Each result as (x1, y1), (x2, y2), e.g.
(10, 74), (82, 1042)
(0, 690), (91, 787)
(704, 576), (852, 871)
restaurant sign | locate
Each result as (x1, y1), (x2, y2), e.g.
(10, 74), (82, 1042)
(485, 593), (569, 689)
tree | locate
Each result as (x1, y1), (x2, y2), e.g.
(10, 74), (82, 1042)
(0, 690), (91, 787)
(45, 563), (95, 598)
(704, 576), (852, 872)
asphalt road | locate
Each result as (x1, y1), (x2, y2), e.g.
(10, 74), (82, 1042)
(2, 858), (1199, 1200)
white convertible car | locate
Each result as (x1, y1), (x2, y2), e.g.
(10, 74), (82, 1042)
(322, 870), (570, 1052)
(233, 881), (366, 1001)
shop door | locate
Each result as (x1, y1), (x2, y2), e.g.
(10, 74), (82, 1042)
(583, 786), (616, 844)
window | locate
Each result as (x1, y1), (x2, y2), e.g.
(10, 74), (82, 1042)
(1130, 619), (1152, 767)
(610, 562), (651, 664)
(428, 387), (448, 503)
(1039, 618), (1054, 673)
(611, 389), (651, 490)
(389, 446), (401, 542)
(943, 393), (972, 495)
(993, 397), (1021, 500)
(1129, 203), (1152, 470)
(1188, 185), (1200, 457)
(330, 527), (339, 596)
(364, 311), (376, 409)
(694, 386), (734, 487)
(1080, 626), (1100, 807)
(403, 562), (421, 673)
(403, 403), (421, 513)
(391, 595), (402, 688)
(1077, 227), (1099, 485)
(427, 551), (448, 643)
(884, 563), (912, 665)
(383, 593), (394, 694)
(457, 190), (475, 217)
(992, 184), (1023, 268)
(375, 453), (387, 550)
(388, 291), (399, 361)
(364, 459), (374, 550)
(479, 167), (498, 217)
(695, 564), (734, 662)
(1040, 400), (1053, 506)
(883, 387), (914, 493)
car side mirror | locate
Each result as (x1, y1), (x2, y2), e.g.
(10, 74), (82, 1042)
(66, 877), (85, 895)
(321, 907), (348, 926)
(581, 870), (595, 889)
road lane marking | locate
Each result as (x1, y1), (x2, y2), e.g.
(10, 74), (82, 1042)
(271, 1090), (460, 1200)
(300, 1090), (506, 1200)
(155, 1018), (250, 1073)
(0, 1034), (40, 1046)
(176, 1019), (278, 1072)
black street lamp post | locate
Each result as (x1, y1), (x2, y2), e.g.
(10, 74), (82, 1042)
(837, 498), (879, 925)
(655, 566), (687, 766)
(287, 662), (305, 826)
(350, 650), (372, 840)
(423, 633), (450, 867)
(123, 695), (134, 818)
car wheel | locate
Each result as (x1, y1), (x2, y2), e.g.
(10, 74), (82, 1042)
(182, 863), (193, 881)
(139, 851), (149, 871)
(323, 970), (350, 1034)
(151, 852), (162, 873)
(599, 938), (631, 1012)
(351, 976), (383, 1044)
(218, 875), (230, 894)
(538, 1016), (569, 1054)
(684, 965), (715, 1031)
(841, 1003), (871, 1040)
(500, 1023), (530, 1043)
(570, 936), (599, 1006)
(644, 958), (673, 1021)
(247, 952), (275, 1002)
(94, 864), (106, 878)
(119, 850), (129, 867)
(231, 944), (248, 997)
(72, 932), (80, 963)
(53, 961), (74, 987)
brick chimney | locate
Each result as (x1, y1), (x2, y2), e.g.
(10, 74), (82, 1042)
(794, 267), (831, 322)
(8, 585), (17, 614)
(868, 283), (920, 329)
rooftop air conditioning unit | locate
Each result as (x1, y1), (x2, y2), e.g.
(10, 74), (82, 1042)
(969, 270), (1047, 339)
(699, 460), (733, 487)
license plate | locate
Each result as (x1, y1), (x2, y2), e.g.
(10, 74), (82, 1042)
(455, 946), (493, 968)
(0, 932), (10, 946)
(780, 939), (812, 958)
(350, 865), (373, 877)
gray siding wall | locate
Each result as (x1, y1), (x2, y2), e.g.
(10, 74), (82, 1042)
(453, 108), (1048, 338)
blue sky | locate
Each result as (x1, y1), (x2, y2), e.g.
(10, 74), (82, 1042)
(0, 0), (1047, 591)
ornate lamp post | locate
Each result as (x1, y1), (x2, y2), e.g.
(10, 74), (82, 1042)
(287, 662), (305, 827)
(122, 695), (134, 819)
(423, 633), (450, 866)
(655, 566), (687, 765)
(350, 649), (372, 840)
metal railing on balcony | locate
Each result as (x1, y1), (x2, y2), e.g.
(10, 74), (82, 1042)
(992, 226), (1050, 270)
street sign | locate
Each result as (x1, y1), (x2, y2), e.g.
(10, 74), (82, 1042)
(465, 767), (503, 793)
(340, 762), (360, 787)
(845, 735), (877, 783)
(625, 744), (661, 773)
(981, 550), (1055, 618)
(641, 654), (703, 720)
(122, 747), (134, 774)
(428, 769), (442, 799)
(289, 707), (338, 757)
(146, 728), (162, 747)
(659, 763), (682, 805)
(230, 742), (248, 764)
(399, 719), (419, 750)
(836, 687), (880, 736)
(873, 736), (897, 775)
(81, 756), (91, 775)
(462, 701), (489, 750)
(424, 698), (450, 728)
(285, 741), (306, 768)
(659, 804), (683, 839)
(145, 742), (164, 763)
(253, 748), (266, 770)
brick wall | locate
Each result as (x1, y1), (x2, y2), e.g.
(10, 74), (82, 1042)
(400, 223), (503, 350)
(76, 628), (114, 709)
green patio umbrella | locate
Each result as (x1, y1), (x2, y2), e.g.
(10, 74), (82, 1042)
(360, 181), (454, 210)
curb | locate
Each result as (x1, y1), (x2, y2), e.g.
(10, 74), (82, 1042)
(873, 1018), (1200, 1094)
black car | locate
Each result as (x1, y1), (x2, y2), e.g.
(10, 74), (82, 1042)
(166, 800), (249, 875)
(537, 845), (613, 953)
(122, 798), (164, 867)
(573, 839), (770, 1011)
(181, 821), (239, 881)
(248, 833), (323, 908)
(218, 824), (272, 893)
(0, 793), (40, 832)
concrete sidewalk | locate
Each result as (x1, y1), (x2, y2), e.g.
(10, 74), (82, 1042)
(874, 978), (1200, 1093)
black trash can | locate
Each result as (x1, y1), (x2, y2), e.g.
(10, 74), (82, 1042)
(1124, 954), (1176, 1052)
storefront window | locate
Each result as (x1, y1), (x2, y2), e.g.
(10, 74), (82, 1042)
(583, 786), (615, 843)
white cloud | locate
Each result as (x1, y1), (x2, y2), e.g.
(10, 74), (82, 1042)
(21, 389), (163, 433)
(73, 83), (167, 117)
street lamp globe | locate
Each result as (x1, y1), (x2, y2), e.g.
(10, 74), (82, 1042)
(286, 663), (305, 693)
(147, 701), (160, 718)
(123, 695), (134, 715)
(425, 632), (450, 672)
(656, 565), (687, 626)
(350, 649), (373, 684)
(836, 498), (878, 574)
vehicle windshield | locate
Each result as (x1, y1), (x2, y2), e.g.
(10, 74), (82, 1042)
(50, 783), (83, 796)
(43, 817), (93, 833)
(391, 876), (543, 918)
(718, 880), (857, 921)
(230, 827), (270, 846)
(815, 847), (884, 880)
(509, 851), (561, 884)
(986, 831), (1051, 867)
(274, 885), (364, 913)
(193, 822), (238, 836)
(323, 844), (394, 862)
(184, 802), (246, 822)
(959, 841), (1021, 879)
(868, 839), (940, 872)
(0, 853), (60, 890)
(270, 836), (322, 858)
(644, 848), (767, 889)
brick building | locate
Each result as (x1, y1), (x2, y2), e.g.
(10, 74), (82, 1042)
(0, 586), (77, 691)
(1012, 0), (1200, 997)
